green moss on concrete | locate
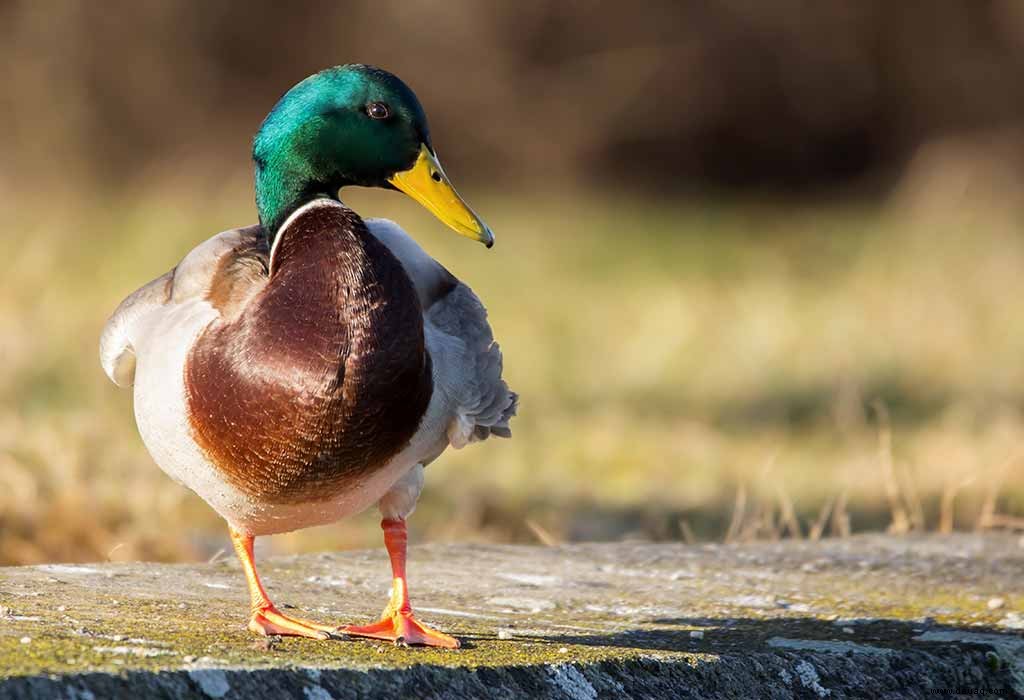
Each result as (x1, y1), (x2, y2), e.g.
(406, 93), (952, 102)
(2, 534), (1022, 685)
(0, 626), (676, 679)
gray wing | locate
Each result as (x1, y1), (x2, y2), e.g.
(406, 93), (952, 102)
(99, 225), (265, 387)
(99, 271), (174, 387)
(366, 218), (518, 446)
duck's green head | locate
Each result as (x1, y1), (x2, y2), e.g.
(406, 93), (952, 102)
(253, 64), (493, 246)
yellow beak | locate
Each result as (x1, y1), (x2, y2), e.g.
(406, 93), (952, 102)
(388, 144), (494, 247)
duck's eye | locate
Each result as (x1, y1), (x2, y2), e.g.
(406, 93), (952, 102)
(366, 102), (391, 120)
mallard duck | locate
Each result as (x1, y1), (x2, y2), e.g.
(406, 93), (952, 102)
(99, 65), (516, 648)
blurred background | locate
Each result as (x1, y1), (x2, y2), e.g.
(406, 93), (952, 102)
(2, 1), (1024, 565)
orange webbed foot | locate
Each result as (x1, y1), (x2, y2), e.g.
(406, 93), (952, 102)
(344, 611), (460, 648)
(343, 517), (459, 648)
(247, 605), (337, 640)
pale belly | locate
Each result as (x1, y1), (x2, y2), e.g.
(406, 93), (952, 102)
(129, 299), (450, 536)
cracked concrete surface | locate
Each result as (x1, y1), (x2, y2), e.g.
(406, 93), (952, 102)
(1, 534), (1022, 698)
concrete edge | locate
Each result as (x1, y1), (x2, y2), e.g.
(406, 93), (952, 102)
(2, 640), (1021, 700)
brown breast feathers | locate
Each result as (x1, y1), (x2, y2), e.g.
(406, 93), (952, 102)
(185, 202), (433, 505)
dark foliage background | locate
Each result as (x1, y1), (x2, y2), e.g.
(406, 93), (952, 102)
(4, 1), (1024, 194)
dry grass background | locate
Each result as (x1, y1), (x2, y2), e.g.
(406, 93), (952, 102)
(2, 154), (1024, 565)
(3, 1), (1024, 573)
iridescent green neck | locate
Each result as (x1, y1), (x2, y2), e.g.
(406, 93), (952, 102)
(254, 150), (336, 237)
(252, 70), (348, 237)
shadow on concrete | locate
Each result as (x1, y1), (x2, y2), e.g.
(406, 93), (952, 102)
(531, 615), (1017, 654)
(516, 616), (1022, 696)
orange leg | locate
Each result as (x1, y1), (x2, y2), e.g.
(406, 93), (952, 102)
(229, 527), (336, 640)
(343, 518), (460, 648)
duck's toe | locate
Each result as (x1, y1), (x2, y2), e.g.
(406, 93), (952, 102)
(248, 606), (336, 640)
(344, 610), (460, 649)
